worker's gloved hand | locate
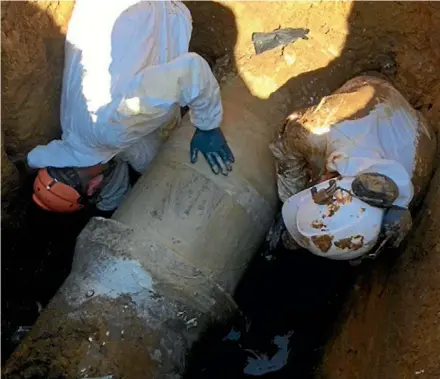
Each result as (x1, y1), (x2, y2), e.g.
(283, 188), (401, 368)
(190, 127), (235, 175)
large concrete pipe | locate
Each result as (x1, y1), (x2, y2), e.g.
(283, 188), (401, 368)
(4, 77), (288, 379)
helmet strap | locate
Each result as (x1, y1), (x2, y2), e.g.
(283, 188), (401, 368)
(47, 160), (116, 207)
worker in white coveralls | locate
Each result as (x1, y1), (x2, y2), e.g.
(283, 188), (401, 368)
(28, 0), (234, 213)
(270, 75), (437, 263)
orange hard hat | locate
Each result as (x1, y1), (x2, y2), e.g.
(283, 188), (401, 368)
(32, 168), (85, 213)
(32, 162), (115, 213)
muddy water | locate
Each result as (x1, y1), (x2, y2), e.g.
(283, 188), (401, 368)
(184, 246), (356, 378)
(2, 174), (356, 378)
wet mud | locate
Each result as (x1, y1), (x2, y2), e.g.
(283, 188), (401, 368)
(184, 246), (357, 378)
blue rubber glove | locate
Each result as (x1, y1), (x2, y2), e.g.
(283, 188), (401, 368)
(190, 127), (235, 175)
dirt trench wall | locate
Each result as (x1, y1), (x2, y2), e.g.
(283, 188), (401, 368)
(1, 2), (440, 375)
(187, 1), (440, 127)
(2, 1), (440, 210)
(319, 157), (440, 379)
(1, 1), (74, 209)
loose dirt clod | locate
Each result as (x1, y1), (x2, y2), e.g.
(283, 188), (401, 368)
(311, 234), (334, 253)
(311, 220), (327, 229)
(334, 235), (365, 251)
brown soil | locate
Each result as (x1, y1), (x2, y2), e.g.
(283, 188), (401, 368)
(311, 234), (334, 254)
(319, 157), (440, 379)
(3, 297), (160, 379)
(188, 2), (440, 130)
(2, 1), (440, 378)
(3, 1), (440, 208)
(1, 1), (74, 216)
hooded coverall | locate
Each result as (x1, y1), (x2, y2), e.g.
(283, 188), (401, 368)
(27, 0), (223, 210)
(270, 75), (437, 207)
(268, 76), (437, 258)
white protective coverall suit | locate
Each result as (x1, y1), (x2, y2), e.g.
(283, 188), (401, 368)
(27, 0), (222, 210)
(270, 75), (437, 259)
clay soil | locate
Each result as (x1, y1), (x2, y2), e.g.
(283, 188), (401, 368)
(2, 1), (440, 378)
(319, 156), (440, 379)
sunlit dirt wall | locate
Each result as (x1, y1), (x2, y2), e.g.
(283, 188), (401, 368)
(2, 1), (439, 214)
(1, 1), (74, 215)
(1, 4), (439, 376)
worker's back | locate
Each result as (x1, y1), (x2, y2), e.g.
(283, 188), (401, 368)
(28, 0), (196, 168)
(270, 75), (437, 203)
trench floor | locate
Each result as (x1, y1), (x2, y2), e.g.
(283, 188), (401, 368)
(183, 244), (357, 378)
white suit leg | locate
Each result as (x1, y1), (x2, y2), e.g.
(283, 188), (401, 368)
(96, 118), (179, 211)
(96, 159), (130, 211)
(118, 129), (166, 174)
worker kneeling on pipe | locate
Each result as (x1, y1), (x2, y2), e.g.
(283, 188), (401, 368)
(270, 75), (437, 263)
(28, 0), (234, 213)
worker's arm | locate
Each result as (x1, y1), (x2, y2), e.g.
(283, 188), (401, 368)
(125, 52), (221, 130)
(269, 115), (311, 202)
(121, 52), (234, 174)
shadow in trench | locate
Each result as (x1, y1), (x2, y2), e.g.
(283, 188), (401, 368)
(1, 172), (116, 364)
(1, 1), (72, 364)
(1, 0), (438, 377)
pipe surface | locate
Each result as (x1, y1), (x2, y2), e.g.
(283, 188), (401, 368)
(4, 78), (286, 379)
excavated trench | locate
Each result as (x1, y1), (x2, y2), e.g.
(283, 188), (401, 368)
(2, 1), (440, 378)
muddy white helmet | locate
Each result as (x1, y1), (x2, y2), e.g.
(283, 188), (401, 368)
(282, 177), (386, 260)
